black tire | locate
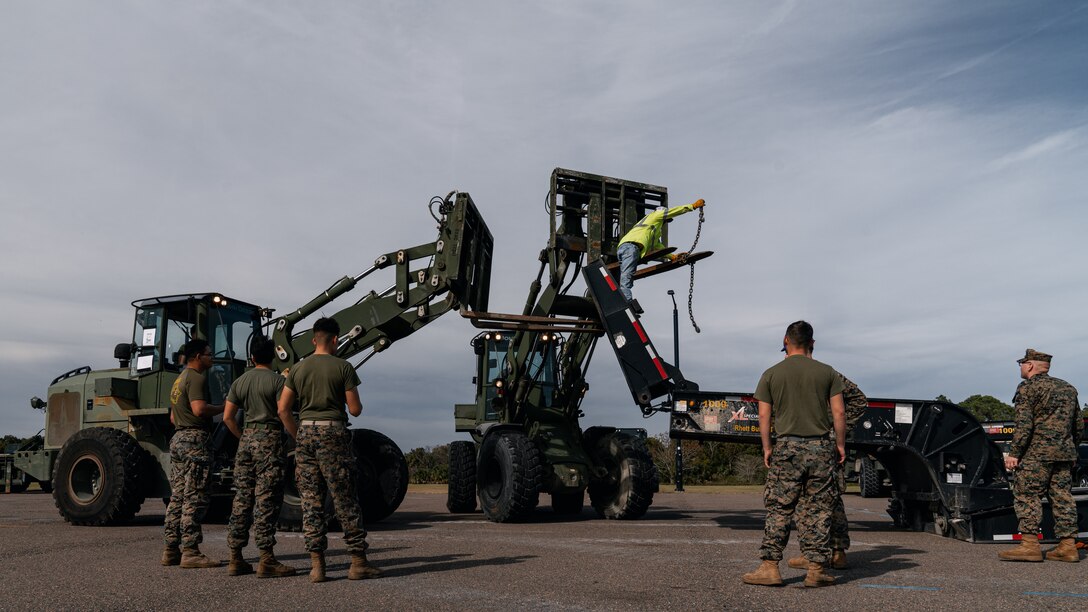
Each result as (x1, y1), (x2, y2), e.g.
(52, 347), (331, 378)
(859, 457), (882, 498)
(201, 495), (234, 524)
(276, 436), (340, 532)
(1077, 474), (1088, 489)
(38, 480), (53, 494)
(352, 429), (409, 524)
(52, 428), (147, 525)
(277, 428), (409, 530)
(446, 440), (477, 513)
(551, 491), (585, 515)
(588, 432), (655, 519)
(477, 430), (542, 522)
(276, 437), (303, 532)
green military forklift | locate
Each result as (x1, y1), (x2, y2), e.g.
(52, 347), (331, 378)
(448, 168), (712, 522)
(15, 191), (493, 527)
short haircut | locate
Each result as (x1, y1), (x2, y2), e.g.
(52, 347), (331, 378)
(249, 335), (275, 365)
(312, 317), (340, 342)
(785, 320), (814, 351)
(184, 338), (210, 360)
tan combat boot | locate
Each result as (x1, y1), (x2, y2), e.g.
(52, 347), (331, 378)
(803, 562), (837, 588)
(257, 548), (298, 578)
(741, 560), (783, 586)
(1044, 538), (1080, 563)
(789, 549), (847, 570)
(180, 547), (223, 569)
(348, 552), (383, 580)
(309, 551), (327, 583)
(787, 555), (808, 570)
(998, 538), (1043, 562)
(227, 548), (253, 576)
(161, 545), (181, 567)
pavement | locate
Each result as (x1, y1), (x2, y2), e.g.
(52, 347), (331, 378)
(1, 488), (1087, 610)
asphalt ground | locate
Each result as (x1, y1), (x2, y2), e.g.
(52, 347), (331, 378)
(2, 487), (1087, 611)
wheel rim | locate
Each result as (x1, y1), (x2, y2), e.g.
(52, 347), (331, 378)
(69, 453), (105, 505)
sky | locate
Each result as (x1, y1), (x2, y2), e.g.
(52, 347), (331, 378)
(2, 1), (1087, 451)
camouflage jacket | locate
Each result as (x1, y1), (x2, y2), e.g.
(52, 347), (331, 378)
(839, 373), (868, 430)
(1010, 373), (1082, 461)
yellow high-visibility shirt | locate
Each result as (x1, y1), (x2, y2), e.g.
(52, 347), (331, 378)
(618, 204), (697, 258)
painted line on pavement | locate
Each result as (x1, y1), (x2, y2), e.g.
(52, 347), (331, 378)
(858, 584), (939, 592)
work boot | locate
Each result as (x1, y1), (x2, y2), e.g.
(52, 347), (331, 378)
(257, 548), (297, 578)
(161, 545), (181, 567)
(348, 552), (383, 580)
(180, 547), (222, 569)
(227, 548), (253, 576)
(789, 550), (846, 570)
(1044, 538), (1080, 563)
(309, 551), (327, 583)
(741, 560), (783, 586)
(998, 537), (1043, 562)
(803, 562), (837, 588)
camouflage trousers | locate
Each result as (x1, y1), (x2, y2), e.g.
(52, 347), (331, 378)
(796, 461), (850, 550)
(164, 429), (212, 549)
(226, 428), (286, 551)
(296, 425), (368, 553)
(760, 438), (838, 564)
(1012, 459), (1078, 538)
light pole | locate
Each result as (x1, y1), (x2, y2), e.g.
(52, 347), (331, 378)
(668, 290), (684, 492)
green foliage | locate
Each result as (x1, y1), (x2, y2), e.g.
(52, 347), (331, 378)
(648, 433), (766, 486)
(405, 444), (449, 484)
(1, 434), (42, 454)
(935, 394), (951, 403)
(959, 394), (1015, 421)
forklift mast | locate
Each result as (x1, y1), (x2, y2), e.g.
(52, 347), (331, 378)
(460, 169), (674, 431)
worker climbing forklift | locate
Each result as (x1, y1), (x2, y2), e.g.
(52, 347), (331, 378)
(616, 199), (705, 310)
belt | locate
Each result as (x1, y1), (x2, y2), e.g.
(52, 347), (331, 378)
(175, 426), (211, 433)
(245, 422), (282, 430)
(777, 434), (828, 442)
(300, 420), (345, 427)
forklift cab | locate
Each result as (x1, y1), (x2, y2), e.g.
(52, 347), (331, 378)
(127, 293), (264, 409)
(471, 331), (559, 423)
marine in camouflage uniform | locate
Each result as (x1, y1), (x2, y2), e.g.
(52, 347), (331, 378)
(791, 372), (867, 570)
(999, 349), (1082, 563)
(743, 321), (847, 588)
(162, 339), (223, 569)
(278, 317), (381, 583)
(223, 336), (295, 577)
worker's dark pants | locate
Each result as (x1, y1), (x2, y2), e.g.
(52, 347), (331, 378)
(617, 242), (640, 302)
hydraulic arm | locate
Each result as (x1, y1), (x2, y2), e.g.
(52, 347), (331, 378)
(272, 192), (493, 372)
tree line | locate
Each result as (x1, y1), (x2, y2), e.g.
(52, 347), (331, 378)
(7, 394), (1085, 485)
(403, 395), (1088, 486)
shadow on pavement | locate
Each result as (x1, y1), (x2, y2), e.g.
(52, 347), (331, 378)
(326, 553), (537, 577)
(830, 544), (923, 583)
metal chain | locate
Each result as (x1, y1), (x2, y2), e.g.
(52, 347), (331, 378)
(686, 208), (704, 333)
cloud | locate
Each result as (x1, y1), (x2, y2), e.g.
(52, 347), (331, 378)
(2, 1), (1087, 451)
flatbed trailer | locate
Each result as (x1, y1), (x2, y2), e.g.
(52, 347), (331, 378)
(575, 256), (1088, 543)
(669, 393), (1088, 543)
